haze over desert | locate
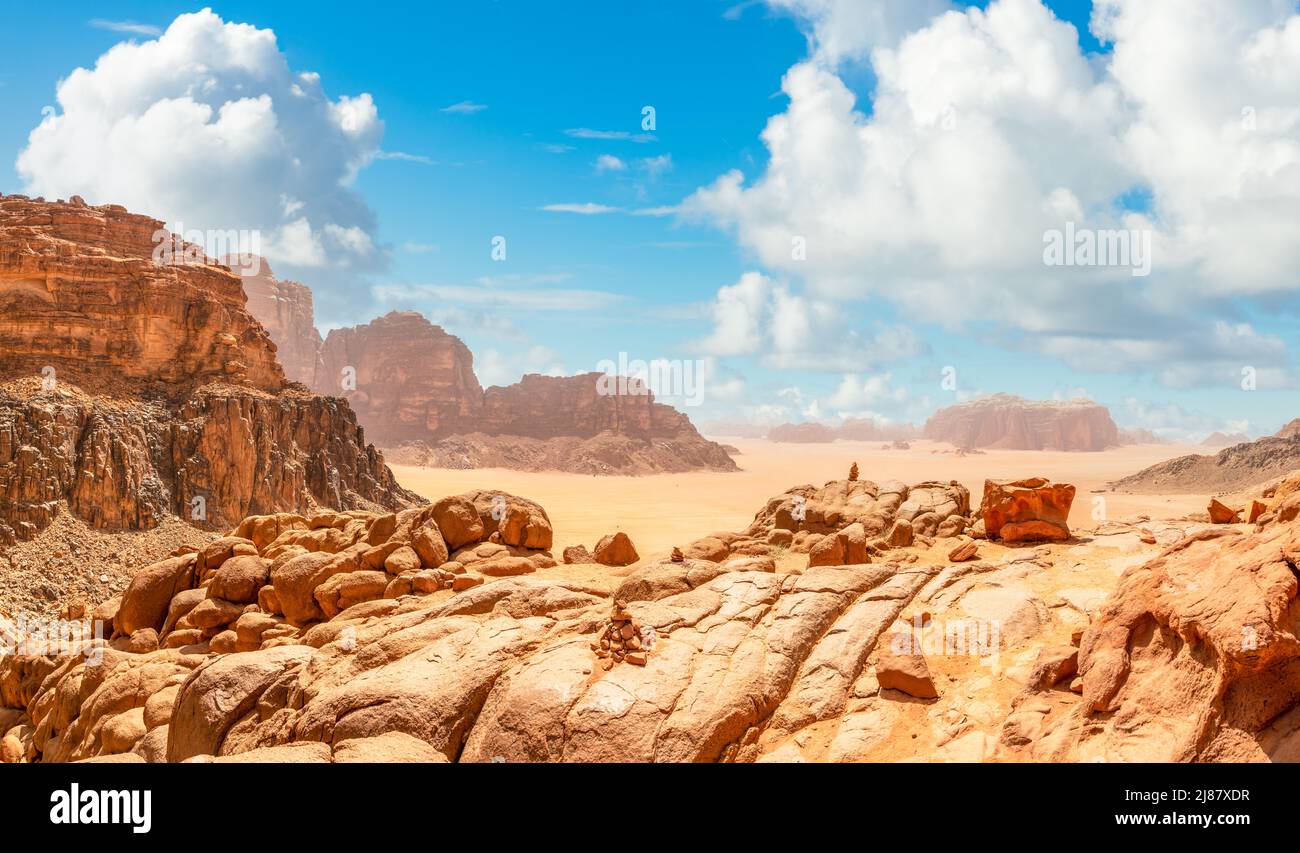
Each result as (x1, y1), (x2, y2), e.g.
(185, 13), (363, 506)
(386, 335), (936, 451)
(392, 439), (1207, 560)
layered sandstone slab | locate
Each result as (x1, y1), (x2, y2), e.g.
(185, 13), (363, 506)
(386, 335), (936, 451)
(0, 195), (283, 395)
(923, 394), (1119, 451)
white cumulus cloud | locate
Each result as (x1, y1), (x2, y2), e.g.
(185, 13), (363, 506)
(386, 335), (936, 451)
(18, 8), (385, 274)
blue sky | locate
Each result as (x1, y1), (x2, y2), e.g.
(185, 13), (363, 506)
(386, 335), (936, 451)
(3, 1), (1298, 439)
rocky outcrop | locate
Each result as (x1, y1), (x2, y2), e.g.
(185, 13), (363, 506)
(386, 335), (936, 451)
(923, 394), (1119, 451)
(231, 257), (322, 387)
(0, 490), (938, 763)
(668, 476), (973, 569)
(0, 195), (418, 544)
(1018, 518), (1300, 762)
(1112, 430), (1300, 494)
(979, 478), (1075, 543)
(0, 195), (283, 395)
(0, 381), (418, 543)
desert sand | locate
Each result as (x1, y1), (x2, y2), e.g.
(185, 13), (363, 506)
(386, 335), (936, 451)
(391, 438), (1206, 562)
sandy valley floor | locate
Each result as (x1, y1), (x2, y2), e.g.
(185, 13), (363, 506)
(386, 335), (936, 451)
(391, 438), (1207, 561)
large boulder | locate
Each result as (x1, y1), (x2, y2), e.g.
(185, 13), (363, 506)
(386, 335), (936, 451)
(207, 555), (270, 604)
(979, 478), (1075, 542)
(593, 532), (639, 567)
(430, 496), (485, 549)
(115, 555), (198, 636)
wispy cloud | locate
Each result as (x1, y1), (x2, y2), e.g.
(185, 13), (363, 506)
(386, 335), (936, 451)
(541, 143), (575, 154)
(441, 100), (488, 114)
(722, 1), (763, 21)
(632, 205), (679, 217)
(374, 150), (434, 164)
(476, 272), (572, 287)
(89, 18), (162, 36)
(400, 241), (439, 254)
(540, 202), (621, 215)
(565, 128), (656, 143)
(595, 154), (627, 172)
(374, 283), (626, 312)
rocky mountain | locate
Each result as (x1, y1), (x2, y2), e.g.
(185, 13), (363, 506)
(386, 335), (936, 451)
(1278, 419), (1300, 440)
(922, 394), (1119, 451)
(234, 269), (735, 473)
(1111, 429), (1300, 494)
(1115, 427), (1166, 444)
(0, 195), (418, 545)
(233, 257), (323, 387)
(1200, 431), (1250, 447)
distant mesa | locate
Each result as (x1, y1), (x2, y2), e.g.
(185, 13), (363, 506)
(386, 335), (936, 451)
(1200, 431), (1251, 448)
(766, 419), (919, 444)
(234, 264), (735, 475)
(1116, 427), (1167, 445)
(922, 393), (1119, 452)
(768, 422), (838, 443)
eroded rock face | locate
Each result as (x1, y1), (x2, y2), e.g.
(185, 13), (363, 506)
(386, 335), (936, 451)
(0, 195), (417, 543)
(923, 394), (1119, 451)
(0, 195), (283, 394)
(0, 481), (954, 764)
(236, 303), (737, 474)
(0, 385), (418, 542)
(1017, 520), (1300, 762)
(317, 312), (484, 443)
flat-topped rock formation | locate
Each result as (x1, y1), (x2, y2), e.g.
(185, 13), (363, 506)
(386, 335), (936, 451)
(767, 420), (919, 443)
(317, 311), (483, 443)
(0, 195), (418, 545)
(923, 394), (1119, 452)
(233, 274), (735, 474)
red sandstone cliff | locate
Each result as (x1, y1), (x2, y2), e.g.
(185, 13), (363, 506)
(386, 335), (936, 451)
(0, 195), (283, 395)
(235, 281), (735, 473)
(232, 257), (323, 387)
(922, 394), (1119, 451)
(317, 311), (483, 443)
(0, 194), (418, 543)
